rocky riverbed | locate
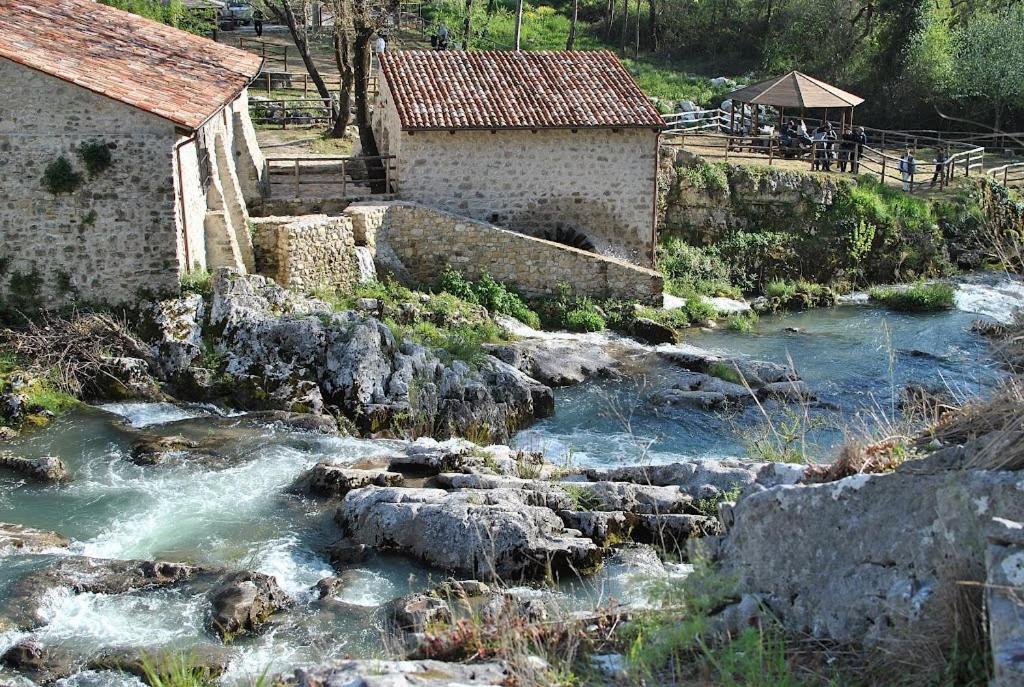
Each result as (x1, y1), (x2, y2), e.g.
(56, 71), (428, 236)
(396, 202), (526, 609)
(0, 271), (1022, 685)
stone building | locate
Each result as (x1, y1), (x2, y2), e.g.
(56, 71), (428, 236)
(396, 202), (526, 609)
(0, 0), (266, 307)
(373, 50), (664, 266)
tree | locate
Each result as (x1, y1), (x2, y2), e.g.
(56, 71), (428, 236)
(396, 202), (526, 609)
(566, 0), (579, 49)
(329, 0), (355, 136)
(950, 5), (1024, 130)
(350, 0), (398, 191)
(259, 0), (341, 128)
(514, 0), (525, 49)
(462, 0), (474, 48)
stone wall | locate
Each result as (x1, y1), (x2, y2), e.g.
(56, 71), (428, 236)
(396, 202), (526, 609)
(350, 201), (663, 304)
(251, 215), (359, 293)
(0, 56), (182, 306)
(375, 81), (659, 266)
(658, 148), (844, 244)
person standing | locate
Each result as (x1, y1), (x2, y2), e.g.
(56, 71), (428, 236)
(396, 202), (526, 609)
(374, 33), (387, 54)
(253, 8), (264, 37)
(850, 126), (868, 173)
(899, 148), (917, 192)
(930, 148), (949, 188)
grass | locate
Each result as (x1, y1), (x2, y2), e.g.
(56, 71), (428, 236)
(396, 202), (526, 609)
(727, 311), (759, 332)
(622, 59), (735, 107)
(708, 361), (743, 385)
(694, 485), (743, 518)
(180, 267), (212, 298)
(868, 282), (955, 312)
(0, 349), (78, 430)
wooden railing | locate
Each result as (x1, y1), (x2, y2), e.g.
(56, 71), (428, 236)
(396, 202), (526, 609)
(250, 97), (334, 126)
(265, 155), (397, 198)
(989, 163), (1024, 187)
(239, 37), (291, 71)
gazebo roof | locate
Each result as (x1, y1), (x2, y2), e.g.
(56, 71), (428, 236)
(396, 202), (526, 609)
(727, 71), (864, 109)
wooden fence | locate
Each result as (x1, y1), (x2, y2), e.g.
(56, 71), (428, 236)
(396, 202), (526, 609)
(265, 155), (396, 198)
(239, 37), (292, 71)
(989, 163), (1024, 188)
(250, 97), (335, 126)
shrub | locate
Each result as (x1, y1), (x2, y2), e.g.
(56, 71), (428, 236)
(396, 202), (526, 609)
(78, 140), (113, 177)
(180, 267), (212, 297)
(726, 311), (758, 332)
(715, 231), (800, 293)
(438, 267), (541, 328)
(763, 280), (796, 300)
(868, 282), (955, 312)
(679, 290), (718, 324)
(657, 238), (736, 297)
(563, 307), (606, 332)
(678, 159), (729, 196)
(42, 156), (83, 195)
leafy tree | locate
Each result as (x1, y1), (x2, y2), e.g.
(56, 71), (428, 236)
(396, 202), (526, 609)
(100, 0), (211, 34)
(949, 5), (1024, 130)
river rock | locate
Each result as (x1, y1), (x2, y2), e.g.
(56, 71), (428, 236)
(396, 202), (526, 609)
(284, 659), (509, 686)
(584, 458), (802, 500)
(92, 356), (164, 401)
(705, 467), (1024, 651)
(326, 538), (369, 566)
(129, 435), (199, 466)
(649, 389), (730, 410)
(0, 426), (16, 441)
(558, 510), (629, 547)
(631, 513), (723, 553)
(88, 645), (234, 681)
(143, 293), (205, 382)
(559, 481), (693, 515)
(295, 463), (404, 497)
(485, 335), (618, 387)
(207, 571), (290, 640)
(380, 591), (454, 637)
(386, 438), (532, 477)
(759, 379), (815, 402)
(335, 486), (601, 580)
(4, 557), (204, 629)
(0, 523), (69, 552)
(630, 317), (679, 345)
(243, 410), (340, 434)
(0, 454), (69, 483)
(0, 640), (76, 684)
(987, 518), (1024, 686)
(208, 269), (551, 443)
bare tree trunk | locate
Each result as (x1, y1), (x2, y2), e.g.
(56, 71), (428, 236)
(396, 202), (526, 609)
(330, 26), (353, 136)
(604, 0), (615, 40)
(513, 0), (524, 49)
(634, 0), (640, 56)
(462, 0), (473, 48)
(268, 0), (339, 123)
(619, 0), (628, 54)
(647, 0), (657, 52)
(353, 27), (385, 192)
(566, 0), (579, 49)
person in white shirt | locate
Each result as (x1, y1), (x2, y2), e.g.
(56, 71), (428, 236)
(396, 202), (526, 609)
(374, 34), (387, 54)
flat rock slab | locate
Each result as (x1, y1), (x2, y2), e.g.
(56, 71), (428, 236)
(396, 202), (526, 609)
(286, 660), (509, 686)
(335, 486), (600, 580)
(0, 454), (69, 483)
(0, 523), (69, 553)
(295, 463), (404, 497)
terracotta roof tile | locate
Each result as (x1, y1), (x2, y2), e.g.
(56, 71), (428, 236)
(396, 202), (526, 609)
(0, 0), (264, 130)
(379, 50), (664, 131)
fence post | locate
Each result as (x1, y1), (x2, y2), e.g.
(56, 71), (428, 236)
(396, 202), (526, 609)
(266, 72), (271, 97)
(1005, 167), (1009, 186)
(881, 155), (887, 185)
(768, 138), (774, 166)
(341, 160), (347, 198)
(294, 159), (300, 197)
(385, 158), (392, 194)
(284, 46), (289, 72)
(303, 75), (308, 98)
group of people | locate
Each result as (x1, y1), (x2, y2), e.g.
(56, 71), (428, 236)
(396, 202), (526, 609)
(430, 22), (451, 50)
(898, 148), (950, 192)
(777, 120), (868, 173)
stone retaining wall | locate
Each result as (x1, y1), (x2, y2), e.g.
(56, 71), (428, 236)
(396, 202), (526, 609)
(251, 215), (359, 293)
(349, 201), (663, 304)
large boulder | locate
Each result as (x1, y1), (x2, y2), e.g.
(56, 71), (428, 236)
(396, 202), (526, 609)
(585, 458), (797, 500)
(0, 523), (69, 553)
(283, 660), (509, 686)
(0, 454), (69, 483)
(143, 293), (206, 382)
(987, 518), (1024, 686)
(0, 640), (76, 684)
(294, 463), (404, 497)
(486, 335), (620, 387)
(207, 571), (290, 640)
(335, 486), (601, 580)
(705, 462), (1024, 648)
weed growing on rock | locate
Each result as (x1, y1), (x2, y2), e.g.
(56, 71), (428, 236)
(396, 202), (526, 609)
(180, 268), (212, 298)
(869, 282), (955, 312)
(78, 140), (113, 177)
(534, 283), (607, 332)
(438, 267), (541, 328)
(41, 156), (83, 195)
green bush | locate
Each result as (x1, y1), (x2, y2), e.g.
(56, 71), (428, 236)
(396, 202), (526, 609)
(563, 307), (606, 332)
(678, 159), (730, 196)
(78, 140), (113, 177)
(715, 231), (800, 293)
(657, 238), (737, 297)
(42, 156), (83, 195)
(726, 311), (758, 332)
(764, 280), (796, 300)
(438, 267), (541, 328)
(868, 282), (956, 312)
(180, 267), (212, 297)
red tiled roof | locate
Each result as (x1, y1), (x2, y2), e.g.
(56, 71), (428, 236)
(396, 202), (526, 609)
(0, 0), (264, 130)
(378, 50), (665, 131)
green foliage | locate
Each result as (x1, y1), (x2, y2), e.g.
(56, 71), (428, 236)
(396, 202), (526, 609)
(623, 58), (735, 105)
(78, 141), (113, 177)
(100, 0), (212, 34)
(423, 0), (599, 51)
(726, 311), (759, 333)
(42, 156), (83, 195)
(657, 238), (737, 298)
(140, 652), (220, 687)
(708, 362), (743, 385)
(0, 350), (78, 428)
(439, 267), (541, 328)
(869, 282), (955, 312)
(948, 5), (1024, 129)
(764, 280), (797, 300)
(562, 484), (601, 512)
(180, 267), (212, 298)
(535, 283), (607, 332)
(678, 160), (730, 197)
(694, 485), (743, 518)
(6, 269), (45, 313)
(715, 231), (801, 293)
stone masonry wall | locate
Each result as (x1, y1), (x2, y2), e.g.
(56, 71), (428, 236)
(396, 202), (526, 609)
(350, 201), (663, 304)
(379, 99), (659, 266)
(0, 57), (182, 306)
(251, 215), (359, 293)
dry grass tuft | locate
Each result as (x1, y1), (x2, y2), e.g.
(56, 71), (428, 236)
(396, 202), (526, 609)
(802, 436), (912, 483)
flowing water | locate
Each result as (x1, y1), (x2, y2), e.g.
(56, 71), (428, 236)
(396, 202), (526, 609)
(0, 275), (1019, 684)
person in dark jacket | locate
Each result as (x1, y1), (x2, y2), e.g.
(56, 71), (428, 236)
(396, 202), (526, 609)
(849, 126), (868, 173)
(931, 148), (949, 188)
(839, 127), (856, 173)
(253, 8), (264, 37)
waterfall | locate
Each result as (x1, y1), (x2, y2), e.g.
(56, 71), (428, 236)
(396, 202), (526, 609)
(355, 247), (377, 283)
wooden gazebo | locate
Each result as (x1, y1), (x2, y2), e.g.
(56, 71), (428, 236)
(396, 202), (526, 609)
(726, 71), (865, 133)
